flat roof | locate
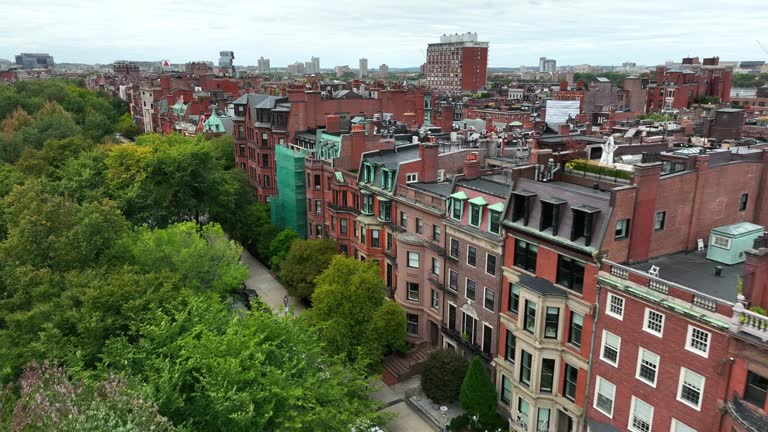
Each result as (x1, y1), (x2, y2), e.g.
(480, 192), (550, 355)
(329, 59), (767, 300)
(627, 250), (742, 301)
(410, 182), (452, 197)
(548, 181), (612, 198)
(459, 177), (510, 197)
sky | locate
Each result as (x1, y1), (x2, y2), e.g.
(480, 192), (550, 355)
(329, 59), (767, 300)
(1, 0), (767, 68)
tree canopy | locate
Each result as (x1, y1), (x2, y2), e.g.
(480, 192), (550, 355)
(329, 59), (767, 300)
(278, 238), (338, 299)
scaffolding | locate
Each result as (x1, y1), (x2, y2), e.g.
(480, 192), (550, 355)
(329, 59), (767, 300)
(270, 145), (308, 237)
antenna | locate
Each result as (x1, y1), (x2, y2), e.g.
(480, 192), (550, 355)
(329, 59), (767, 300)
(757, 40), (768, 57)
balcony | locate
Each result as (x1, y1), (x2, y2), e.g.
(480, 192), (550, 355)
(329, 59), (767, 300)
(440, 325), (492, 362)
(327, 203), (360, 215)
(727, 392), (768, 432)
(731, 297), (768, 342)
(428, 273), (445, 290)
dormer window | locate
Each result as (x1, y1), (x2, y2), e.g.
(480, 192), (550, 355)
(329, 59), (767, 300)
(512, 191), (535, 226)
(362, 163), (375, 183)
(488, 202), (504, 234)
(449, 191), (468, 221)
(571, 206), (600, 247)
(468, 196), (487, 228)
(380, 169), (393, 190)
(540, 198), (566, 236)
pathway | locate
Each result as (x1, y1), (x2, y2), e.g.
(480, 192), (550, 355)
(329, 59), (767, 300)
(240, 249), (305, 316)
(369, 377), (438, 432)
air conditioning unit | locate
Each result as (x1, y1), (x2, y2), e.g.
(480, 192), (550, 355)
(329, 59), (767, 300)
(316, 210), (321, 214)
(437, 169), (446, 182)
(315, 185), (321, 190)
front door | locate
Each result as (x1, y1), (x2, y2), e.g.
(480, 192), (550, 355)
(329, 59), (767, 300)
(557, 410), (573, 432)
(429, 321), (439, 346)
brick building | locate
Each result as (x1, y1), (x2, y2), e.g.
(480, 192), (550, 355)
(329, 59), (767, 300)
(646, 58), (733, 112)
(425, 33), (489, 94)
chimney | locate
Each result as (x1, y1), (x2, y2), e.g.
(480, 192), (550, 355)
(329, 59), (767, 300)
(585, 123), (593, 135)
(627, 162), (663, 263)
(559, 81), (568, 91)
(326, 115), (341, 134)
(463, 152), (481, 180)
(743, 237), (768, 309)
(441, 105), (454, 133)
(419, 143), (439, 182)
(559, 124), (571, 136)
(159, 74), (170, 93)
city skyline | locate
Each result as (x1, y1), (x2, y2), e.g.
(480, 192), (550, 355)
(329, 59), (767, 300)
(2, 0), (767, 68)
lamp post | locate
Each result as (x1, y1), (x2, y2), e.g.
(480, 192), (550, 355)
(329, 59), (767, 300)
(440, 405), (448, 432)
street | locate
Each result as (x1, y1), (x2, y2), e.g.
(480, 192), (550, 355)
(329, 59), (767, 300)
(240, 248), (305, 316)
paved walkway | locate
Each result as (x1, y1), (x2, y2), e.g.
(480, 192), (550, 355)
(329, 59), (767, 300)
(369, 378), (437, 432)
(241, 249), (305, 316)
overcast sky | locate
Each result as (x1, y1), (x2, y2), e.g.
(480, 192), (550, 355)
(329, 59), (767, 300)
(2, 0), (767, 68)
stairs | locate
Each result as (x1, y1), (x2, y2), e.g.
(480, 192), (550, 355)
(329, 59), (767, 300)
(382, 345), (438, 384)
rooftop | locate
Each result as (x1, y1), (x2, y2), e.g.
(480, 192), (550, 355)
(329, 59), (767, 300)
(518, 274), (566, 297)
(410, 182), (453, 197)
(627, 250), (742, 302)
(458, 177), (510, 197)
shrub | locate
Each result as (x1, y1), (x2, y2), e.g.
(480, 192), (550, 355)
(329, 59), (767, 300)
(421, 349), (468, 404)
(460, 357), (498, 425)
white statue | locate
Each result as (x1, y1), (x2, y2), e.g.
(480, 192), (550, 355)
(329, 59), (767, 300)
(600, 135), (617, 165)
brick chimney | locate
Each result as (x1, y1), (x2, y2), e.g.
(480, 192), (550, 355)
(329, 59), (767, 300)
(743, 237), (768, 309)
(463, 152), (481, 180)
(159, 74), (170, 93)
(559, 81), (568, 91)
(627, 162), (662, 263)
(419, 143), (439, 182)
(584, 123), (593, 135)
(326, 115), (341, 134)
(685, 154), (710, 250)
(441, 105), (454, 133)
(559, 124), (571, 136)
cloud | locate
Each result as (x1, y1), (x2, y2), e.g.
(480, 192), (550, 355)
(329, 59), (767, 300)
(0, 0), (766, 67)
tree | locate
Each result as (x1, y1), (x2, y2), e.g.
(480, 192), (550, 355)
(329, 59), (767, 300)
(269, 228), (300, 270)
(100, 294), (389, 432)
(421, 350), (468, 403)
(255, 224), (281, 263)
(460, 357), (498, 425)
(0, 362), (176, 431)
(115, 113), (140, 140)
(309, 256), (406, 369)
(279, 239), (338, 299)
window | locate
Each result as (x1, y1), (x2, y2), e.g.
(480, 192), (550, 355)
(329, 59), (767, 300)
(569, 312), (583, 347)
(520, 350), (532, 386)
(432, 224), (441, 241)
(518, 398), (530, 429)
(594, 377), (616, 417)
(462, 313), (476, 344)
(544, 307), (560, 339)
(450, 238), (459, 258)
(261, 132), (268, 147)
(449, 270), (458, 292)
(563, 364), (578, 401)
(629, 396), (654, 432)
(406, 172), (418, 183)
(359, 226), (366, 245)
(331, 216), (336, 232)
(451, 199), (464, 220)
(711, 234), (731, 250)
(685, 326), (710, 358)
(448, 303), (457, 330)
(467, 245), (477, 266)
(557, 256), (585, 293)
(316, 225), (323, 238)
(489, 210), (501, 234)
(615, 219), (630, 239)
(600, 331), (621, 367)
(500, 375), (512, 405)
(671, 419), (696, 432)
(539, 201), (562, 235)
(536, 407), (550, 432)
(371, 230), (380, 248)
(524, 300), (536, 333)
(512, 193), (531, 225)
(431, 257), (440, 275)
(571, 208), (596, 246)
(739, 193), (749, 211)
(386, 232), (393, 252)
(465, 278), (476, 301)
(636, 348), (660, 387)
(677, 368), (705, 410)
(378, 200), (391, 222)
(485, 254), (496, 276)
(643, 308), (665, 337)
(400, 211), (408, 228)
(416, 218), (423, 234)
(407, 252), (420, 268)
(508, 284), (521, 314)
(483, 287), (495, 311)
(431, 289), (439, 309)
(264, 175), (271, 188)
(514, 239), (538, 272)
(361, 194), (373, 214)
(406, 313), (419, 336)
(314, 174), (321, 188)
(744, 371), (768, 407)
(469, 204), (481, 227)
(482, 324), (493, 354)
(407, 282), (419, 302)
(606, 293), (625, 320)
(540, 358), (555, 393)
(505, 329), (516, 363)
(654, 211), (666, 230)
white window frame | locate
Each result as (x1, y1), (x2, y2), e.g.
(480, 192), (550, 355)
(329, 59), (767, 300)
(407, 251), (420, 268)
(635, 347), (660, 387)
(710, 234), (731, 250)
(685, 325), (710, 358)
(593, 376), (616, 418)
(606, 293), (625, 320)
(406, 172), (418, 183)
(600, 330), (621, 367)
(483, 287), (495, 312)
(642, 308), (665, 337)
(485, 253), (496, 276)
(466, 245), (477, 267)
(431, 257), (440, 275)
(465, 277), (476, 301)
(449, 238), (459, 258)
(407, 282), (419, 302)
(628, 396), (654, 432)
(671, 418), (696, 432)
(677, 367), (705, 411)
(431, 289), (439, 309)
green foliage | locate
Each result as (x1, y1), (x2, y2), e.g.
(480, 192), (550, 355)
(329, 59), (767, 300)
(573, 72), (628, 87)
(269, 228), (301, 270)
(101, 294), (389, 432)
(255, 223), (281, 262)
(750, 306), (768, 316)
(0, 362), (177, 432)
(279, 238), (338, 299)
(460, 357), (498, 426)
(566, 159), (633, 180)
(637, 112), (675, 122)
(421, 350), (468, 404)
(693, 95), (721, 105)
(732, 72), (768, 88)
(309, 256), (406, 370)
(116, 113), (140, 140)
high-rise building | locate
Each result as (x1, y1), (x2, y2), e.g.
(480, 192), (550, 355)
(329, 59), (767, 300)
(304, 61), (313, 74)
(335, 65), (350, 77)
(218, 51), (235, 76)
(15, 53), (54, 70)
(287, 62), (305, 75)
(425, 32), (489, 93)
(378, 64), (389, 77)
(359, 58), (368, 78)
(539, 56), (556, 73)
(311, 57), (320, 74)
(258, 57), (271, 73)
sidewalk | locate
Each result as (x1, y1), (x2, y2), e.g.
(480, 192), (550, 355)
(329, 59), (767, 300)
(240, 249), (305, 316)
(369, 378), (437, 432)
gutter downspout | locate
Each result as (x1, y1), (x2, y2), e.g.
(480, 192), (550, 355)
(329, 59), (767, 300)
(581, 281), (602, 432)
(718, 356), (735, 432)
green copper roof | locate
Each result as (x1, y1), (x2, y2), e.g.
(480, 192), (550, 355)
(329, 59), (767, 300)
(204, 108), (225, 133)
(468, 196), (488, 206)
(488, 202), (504, 212)
(450, 191), (468, 200)
(334, 171), (345, 183)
